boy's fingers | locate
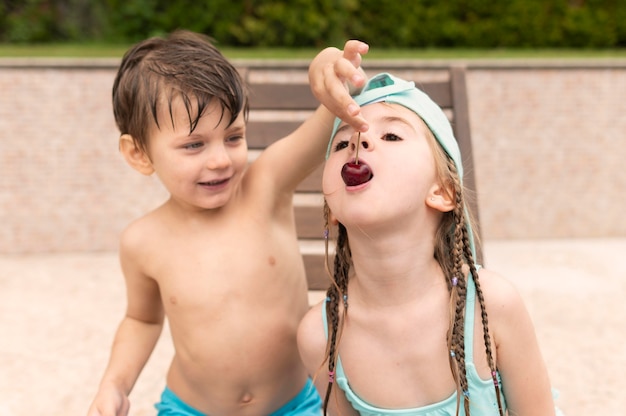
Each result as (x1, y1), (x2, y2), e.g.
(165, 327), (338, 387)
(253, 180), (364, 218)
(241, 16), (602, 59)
(319, 66), (368, 132)
(330, 97), (367, 132)
(343, 40), (369, 67)
(333, 59), (366, 92)
(309, 40), (370, 132)
(344, 40), (369, 56)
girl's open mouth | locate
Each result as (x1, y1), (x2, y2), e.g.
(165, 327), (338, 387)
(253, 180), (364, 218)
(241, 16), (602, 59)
(341, 161), (373, 186)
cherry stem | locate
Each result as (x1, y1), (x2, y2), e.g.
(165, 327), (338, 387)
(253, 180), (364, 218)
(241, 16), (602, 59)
(355, 132), (361, 165)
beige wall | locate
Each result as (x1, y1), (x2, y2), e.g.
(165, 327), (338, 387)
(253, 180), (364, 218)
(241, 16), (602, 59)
(468, 65), (626, 239)
(1, 59), (625, 253)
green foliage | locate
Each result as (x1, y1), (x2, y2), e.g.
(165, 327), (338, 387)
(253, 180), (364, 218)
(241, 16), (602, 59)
(0, 0), (108, 43)
(3, 0), (57, 42)
(0, 0), (624, 48)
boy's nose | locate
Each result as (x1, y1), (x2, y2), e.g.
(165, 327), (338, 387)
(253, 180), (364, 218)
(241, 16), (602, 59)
(206, 145), (231, 169)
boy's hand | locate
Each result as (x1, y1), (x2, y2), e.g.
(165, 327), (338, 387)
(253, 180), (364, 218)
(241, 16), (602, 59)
(86, 384), (130, 416)
(309, 40), (369, 132)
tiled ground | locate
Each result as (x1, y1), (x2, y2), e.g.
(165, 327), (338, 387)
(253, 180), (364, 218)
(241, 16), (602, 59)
(1, 238), (625, 415)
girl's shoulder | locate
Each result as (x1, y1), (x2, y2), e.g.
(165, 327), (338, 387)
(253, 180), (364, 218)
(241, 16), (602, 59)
(298, 300), (326, 347)
(474, 267), (535, 343)
(477, 268), (517, 298)
(474, 267), (521, 304)
(297, 300), (328, 373)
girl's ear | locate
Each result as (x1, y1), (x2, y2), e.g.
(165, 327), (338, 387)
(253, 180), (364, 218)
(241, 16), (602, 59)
(119, 134), (154, 176)
(426, 182), (455, 213)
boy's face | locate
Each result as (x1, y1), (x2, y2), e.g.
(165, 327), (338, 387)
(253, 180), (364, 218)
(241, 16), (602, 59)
(323, 102), (441, 228)
(142, 97), (248, 211)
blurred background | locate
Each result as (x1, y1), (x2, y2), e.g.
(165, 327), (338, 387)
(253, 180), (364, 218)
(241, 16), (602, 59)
(1, 0), (626, 50)
(1, 1), (625, 415)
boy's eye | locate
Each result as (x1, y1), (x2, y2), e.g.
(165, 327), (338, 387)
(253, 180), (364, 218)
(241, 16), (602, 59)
(333, 140), (349, 152)
(183, 142), (203, 150)
(226, 135), (244, 144)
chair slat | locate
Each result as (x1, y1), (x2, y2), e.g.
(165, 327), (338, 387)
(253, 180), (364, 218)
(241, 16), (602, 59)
(248, 83), (317, 110)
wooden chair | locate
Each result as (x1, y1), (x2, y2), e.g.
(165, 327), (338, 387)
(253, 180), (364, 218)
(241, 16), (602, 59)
(241, 64), (481, 290)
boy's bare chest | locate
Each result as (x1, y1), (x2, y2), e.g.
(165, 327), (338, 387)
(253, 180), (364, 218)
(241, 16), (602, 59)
(148, 214), (304, 308)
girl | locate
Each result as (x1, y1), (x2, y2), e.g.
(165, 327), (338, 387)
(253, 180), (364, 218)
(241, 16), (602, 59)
(298, 73), (558, 415)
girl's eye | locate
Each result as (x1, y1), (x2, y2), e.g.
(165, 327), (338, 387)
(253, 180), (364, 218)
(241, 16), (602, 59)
(333, 140), (349, 152)
(382, 132), (402, 141)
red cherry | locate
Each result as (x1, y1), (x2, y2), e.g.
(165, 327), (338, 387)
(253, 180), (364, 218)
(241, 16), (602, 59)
(341, 162), (373, 186)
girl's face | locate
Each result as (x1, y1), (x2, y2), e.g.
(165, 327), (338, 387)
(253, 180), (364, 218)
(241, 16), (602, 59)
(145, 98), (248, 211)
(323, 102), (441, 229)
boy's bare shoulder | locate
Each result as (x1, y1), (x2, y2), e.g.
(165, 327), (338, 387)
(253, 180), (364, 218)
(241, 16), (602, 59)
(119, 205), (168, 255)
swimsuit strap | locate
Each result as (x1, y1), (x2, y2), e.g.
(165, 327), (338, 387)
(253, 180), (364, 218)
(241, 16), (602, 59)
(463, 273), (477, 364)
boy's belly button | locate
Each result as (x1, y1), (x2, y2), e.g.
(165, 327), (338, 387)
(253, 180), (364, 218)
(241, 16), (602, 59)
(240, 392), (253, 404)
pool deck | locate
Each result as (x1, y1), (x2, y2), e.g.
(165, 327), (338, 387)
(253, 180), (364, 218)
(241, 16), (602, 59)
(1, 238), (625, 415)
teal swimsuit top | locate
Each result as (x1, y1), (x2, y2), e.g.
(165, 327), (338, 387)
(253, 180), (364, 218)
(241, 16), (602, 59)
(322, 277), (508, 416)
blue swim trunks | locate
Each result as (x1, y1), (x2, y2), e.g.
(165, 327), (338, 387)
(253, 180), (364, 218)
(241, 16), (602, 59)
(155, 378), (322, 415)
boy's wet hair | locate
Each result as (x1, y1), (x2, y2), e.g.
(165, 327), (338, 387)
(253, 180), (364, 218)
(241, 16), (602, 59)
(322, 74), (505, 415)
(112, 30), (248, 153)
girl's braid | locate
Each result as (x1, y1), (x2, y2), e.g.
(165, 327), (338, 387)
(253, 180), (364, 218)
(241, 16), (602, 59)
(449, 162), (505, 416)
(323, 287), (339, 415)
(449, 184), (471, 415)
(459, 217), (505, 416)
(322, 200), (351, 415)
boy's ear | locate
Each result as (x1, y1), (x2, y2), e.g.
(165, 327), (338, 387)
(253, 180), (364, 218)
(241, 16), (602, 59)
(119, 134), (154, 176)
(425, 182), (455, 213)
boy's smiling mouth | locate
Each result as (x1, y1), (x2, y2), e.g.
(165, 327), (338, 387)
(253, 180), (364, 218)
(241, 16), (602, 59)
(198, 177), (230, 187)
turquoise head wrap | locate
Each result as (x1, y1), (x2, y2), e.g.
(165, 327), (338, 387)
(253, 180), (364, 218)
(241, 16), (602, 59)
(327, 72), (477, 260)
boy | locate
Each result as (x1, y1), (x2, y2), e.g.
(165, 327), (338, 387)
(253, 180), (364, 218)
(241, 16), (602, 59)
(87, 31), (368, 416)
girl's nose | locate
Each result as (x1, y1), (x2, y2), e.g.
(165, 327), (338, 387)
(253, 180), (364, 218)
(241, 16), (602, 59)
(349, 132), (371, 153)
